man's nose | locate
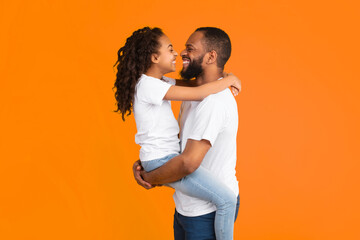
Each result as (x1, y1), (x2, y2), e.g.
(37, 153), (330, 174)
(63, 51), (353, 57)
(180, 49), (187, 57)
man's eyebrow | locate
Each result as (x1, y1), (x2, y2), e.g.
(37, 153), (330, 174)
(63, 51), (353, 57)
(185, 43), (194, 48)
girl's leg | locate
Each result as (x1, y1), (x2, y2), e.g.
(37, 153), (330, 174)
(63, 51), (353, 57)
(169, 166), (237, 240)
(142, 153), (179, 188)
(142, 154), (179, 172)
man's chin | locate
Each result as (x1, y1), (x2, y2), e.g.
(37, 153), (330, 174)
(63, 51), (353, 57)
(180, 70), (188, 80)
(180, 65), (203, 80)
(180, 74), (191, 80)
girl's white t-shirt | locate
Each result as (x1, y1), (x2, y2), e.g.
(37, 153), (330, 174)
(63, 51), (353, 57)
(133, 74), (180, 161)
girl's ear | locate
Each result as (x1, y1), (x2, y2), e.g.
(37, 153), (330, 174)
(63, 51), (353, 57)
(151, 53), (160, 64)
(205, 50), (217, 64)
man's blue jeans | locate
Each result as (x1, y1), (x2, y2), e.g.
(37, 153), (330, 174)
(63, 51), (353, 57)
(173, 195), (240, 240)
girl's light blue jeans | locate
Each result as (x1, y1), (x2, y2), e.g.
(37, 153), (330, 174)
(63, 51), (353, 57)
(142, 153), (237, 240)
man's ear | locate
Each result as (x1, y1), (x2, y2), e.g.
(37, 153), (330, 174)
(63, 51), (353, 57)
(205, 50), (217, 65)
(151, 53), (160, 63)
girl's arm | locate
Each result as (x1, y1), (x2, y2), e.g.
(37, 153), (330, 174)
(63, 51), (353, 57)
(164, 73), (241, 101)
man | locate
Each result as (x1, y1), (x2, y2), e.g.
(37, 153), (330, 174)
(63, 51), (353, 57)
(133, 27), (240, 239)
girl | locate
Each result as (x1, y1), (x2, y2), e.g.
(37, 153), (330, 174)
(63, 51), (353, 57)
(114, 27), (239, 240)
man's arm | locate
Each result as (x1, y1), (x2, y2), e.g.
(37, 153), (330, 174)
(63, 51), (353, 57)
(175, 79), (197, 87)
(139, 139), (211, 185)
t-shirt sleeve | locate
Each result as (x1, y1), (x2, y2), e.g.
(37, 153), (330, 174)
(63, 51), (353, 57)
(188, 96), (226, 146)
(162, 76), (176, 86)
(137, 77), (172, 106)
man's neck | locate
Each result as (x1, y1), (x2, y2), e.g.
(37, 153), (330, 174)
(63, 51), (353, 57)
(195, 68), (223, 86)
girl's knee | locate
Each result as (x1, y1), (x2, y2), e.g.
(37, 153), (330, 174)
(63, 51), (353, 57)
(226, 193), (237, 207)
(217, 192), (237, 210)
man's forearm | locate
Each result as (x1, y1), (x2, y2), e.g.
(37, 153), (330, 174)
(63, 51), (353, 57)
(141, 154), (192, 185)
(141, 139), (211, 185)
(175, 79), (197, 87)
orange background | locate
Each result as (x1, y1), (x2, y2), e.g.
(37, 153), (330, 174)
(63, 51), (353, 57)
(1, 0), (359, 239)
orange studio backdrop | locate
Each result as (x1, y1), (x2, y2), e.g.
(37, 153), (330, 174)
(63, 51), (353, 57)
(0, 0), (359, 239)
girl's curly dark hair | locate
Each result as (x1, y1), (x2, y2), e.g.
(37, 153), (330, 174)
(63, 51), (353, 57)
(113, 27), (164, 120)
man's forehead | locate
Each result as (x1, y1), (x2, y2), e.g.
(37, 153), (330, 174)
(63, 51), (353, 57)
(185, 31), (204, 47)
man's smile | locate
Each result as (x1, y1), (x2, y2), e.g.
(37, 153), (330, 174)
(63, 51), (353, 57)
(182, 57), (190, 68)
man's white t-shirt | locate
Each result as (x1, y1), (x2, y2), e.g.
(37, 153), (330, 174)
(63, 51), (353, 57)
(133, 74), (180, 161)
(174, 88), (239, 217)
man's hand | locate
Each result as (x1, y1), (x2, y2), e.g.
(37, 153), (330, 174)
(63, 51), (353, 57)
(140, 171), (163, 187)
(132, 160), (153, 190)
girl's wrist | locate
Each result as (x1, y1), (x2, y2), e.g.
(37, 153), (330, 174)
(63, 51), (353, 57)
(230, 75), (236, 85)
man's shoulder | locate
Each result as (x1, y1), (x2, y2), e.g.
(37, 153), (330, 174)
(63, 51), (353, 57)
(200, 89), (234, 106)
(194, 89), (237, 119)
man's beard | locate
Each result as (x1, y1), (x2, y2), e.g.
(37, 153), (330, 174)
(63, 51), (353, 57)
(180, 55), (205, 80)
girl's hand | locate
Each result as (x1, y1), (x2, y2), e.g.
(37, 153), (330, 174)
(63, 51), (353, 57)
(225, 72), (241, 96)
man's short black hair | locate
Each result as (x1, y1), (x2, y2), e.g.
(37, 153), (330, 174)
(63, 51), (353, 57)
(195, 27), (231, 69)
